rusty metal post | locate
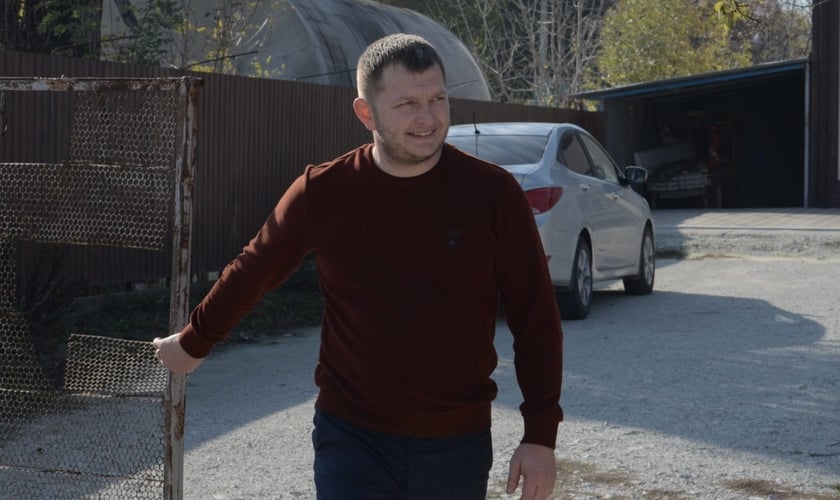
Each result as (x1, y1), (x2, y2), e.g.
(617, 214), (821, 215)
(0, 76), (203, 499)
(164, 77), (202, 500)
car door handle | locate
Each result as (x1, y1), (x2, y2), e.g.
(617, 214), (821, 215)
(579, 183), (590, 191)
(607, 193), (619, 201)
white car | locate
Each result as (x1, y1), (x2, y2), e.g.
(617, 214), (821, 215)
(447, 122), (655, 319)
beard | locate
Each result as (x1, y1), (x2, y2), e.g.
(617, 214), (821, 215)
(374, 128), (445, 167)
(371, 107), (448, 169)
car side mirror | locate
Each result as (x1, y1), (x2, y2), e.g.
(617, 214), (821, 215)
(624, 166), (648, 186)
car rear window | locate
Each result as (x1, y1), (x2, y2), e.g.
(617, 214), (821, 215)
(447, 134), (547, 165)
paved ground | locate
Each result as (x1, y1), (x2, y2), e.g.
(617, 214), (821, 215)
(175, 206), (840, 500)
(652, 208), (840, 259)
(181, 256), (840, 500)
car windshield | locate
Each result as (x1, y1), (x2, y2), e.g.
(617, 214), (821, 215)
(447, 134), (548, 165)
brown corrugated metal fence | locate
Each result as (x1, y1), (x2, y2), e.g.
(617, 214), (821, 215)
(0, 49), (604, 288)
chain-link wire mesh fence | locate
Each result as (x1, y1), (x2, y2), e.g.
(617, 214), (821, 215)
(0, 77), (200, 499)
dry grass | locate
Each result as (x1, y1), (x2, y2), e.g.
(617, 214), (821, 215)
(726, 478), (840, 499)
(488, 461), (840, 499)
(486, 458), (691, 500)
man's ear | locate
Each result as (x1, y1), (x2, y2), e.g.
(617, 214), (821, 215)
(353, 97), (376, 132)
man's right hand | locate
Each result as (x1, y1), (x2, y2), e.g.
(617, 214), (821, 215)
(152, 333), (203, 374)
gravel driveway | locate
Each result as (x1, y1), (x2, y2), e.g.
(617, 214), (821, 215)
(181, 256), (840, 499)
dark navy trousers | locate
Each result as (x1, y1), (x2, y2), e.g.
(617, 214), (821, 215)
(312, 410), (493, 500)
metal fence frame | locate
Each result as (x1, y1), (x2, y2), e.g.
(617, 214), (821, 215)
(0, 76), (201, 499)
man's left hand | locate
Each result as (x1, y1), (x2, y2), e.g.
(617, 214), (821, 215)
(506, 442), (557, 500)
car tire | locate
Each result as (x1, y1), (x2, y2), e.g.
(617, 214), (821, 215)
(623, 226), (655, 295)
(556, 236), (592, 320)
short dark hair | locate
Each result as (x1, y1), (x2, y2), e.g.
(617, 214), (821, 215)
(356, 33), (446, 98)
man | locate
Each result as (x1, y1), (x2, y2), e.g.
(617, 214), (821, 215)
(154, 33), (563, 500)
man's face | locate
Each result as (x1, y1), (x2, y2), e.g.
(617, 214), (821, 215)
(356, 63), (450, 176)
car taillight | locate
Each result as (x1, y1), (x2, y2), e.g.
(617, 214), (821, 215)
(524, 187), (563, 214)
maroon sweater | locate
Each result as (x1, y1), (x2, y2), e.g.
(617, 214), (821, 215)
(179, 143), (564, 447)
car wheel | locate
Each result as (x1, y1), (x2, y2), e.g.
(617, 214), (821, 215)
(556, 236), (592, 320)
(623, 226), (655, 295)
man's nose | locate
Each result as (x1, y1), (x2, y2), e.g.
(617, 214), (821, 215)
(414, 101), (435, 122)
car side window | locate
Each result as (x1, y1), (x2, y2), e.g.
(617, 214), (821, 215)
(579, 134), (620, 184)
(558, 132), (591, 176)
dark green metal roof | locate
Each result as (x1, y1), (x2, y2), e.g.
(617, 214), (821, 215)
(572, 58), (808, 102)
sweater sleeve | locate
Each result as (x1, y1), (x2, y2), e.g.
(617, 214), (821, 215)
(179, 171), (313, 358)
(494, 173), (564, 449)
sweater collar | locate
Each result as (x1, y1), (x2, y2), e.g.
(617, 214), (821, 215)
(361, 143), (451, 188)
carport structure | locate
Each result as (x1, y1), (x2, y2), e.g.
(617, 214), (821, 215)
(574, 59), (809, 209)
